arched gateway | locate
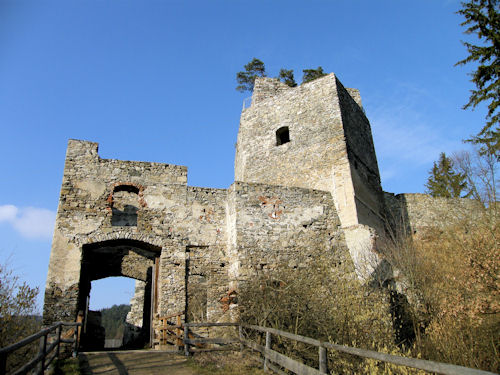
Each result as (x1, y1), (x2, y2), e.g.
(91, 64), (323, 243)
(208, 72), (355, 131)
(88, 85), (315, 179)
(79, 239), (160, 348)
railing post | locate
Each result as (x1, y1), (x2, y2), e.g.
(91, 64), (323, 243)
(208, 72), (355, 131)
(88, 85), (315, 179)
(238, 325), (244, 352)
(264, 331), (271, 371)
(71, 312), (83, 358)
(55, 324), (62, 359)
(176, 315), (182, 351)
(73, 324), (79, 357)
(162, 318), (166, 347)
(37, 333), (47, 375)
(0, 352), (7, 375)
(319, 345), (328, 373)
(184, 324), (190, 356)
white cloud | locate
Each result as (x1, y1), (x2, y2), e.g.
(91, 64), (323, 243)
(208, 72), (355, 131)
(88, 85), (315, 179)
(0, 205), (18, 221)
(0, 205), (56, 240)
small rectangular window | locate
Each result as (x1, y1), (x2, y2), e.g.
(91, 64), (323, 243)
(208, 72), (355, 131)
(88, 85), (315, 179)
(276, 127), (290, 146)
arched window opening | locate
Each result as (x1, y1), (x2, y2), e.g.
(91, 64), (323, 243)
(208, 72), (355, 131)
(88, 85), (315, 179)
(276, 126), (290, 146)
(114, 185), (140, 194)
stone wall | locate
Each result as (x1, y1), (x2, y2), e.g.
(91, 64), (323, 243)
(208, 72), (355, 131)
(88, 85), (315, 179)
(126, 280), (146, 328)
(227, 182), (347, 282)
(252, 77), (291, 104)
(235, 74), (344, 195)
(185, 187), (229, 322)
(337, 78), (385, 233)
(43, 138), (351, 343)
(384, 192), (482, 235)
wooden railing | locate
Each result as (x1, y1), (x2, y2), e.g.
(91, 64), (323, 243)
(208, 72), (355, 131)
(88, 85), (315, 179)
(157, 313), (214, 352)
(157, 312), (184, 350)
(5, 317), (494, 375)
(181, 322), (497, 375)
(0, 321), (82, 375)
(183, 322), (240, 355)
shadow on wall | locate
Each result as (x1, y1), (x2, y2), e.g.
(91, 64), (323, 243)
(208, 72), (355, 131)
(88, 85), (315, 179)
(383, 193), (412, 238)
(367, 259), (416, 347)
(112, 205), (138, 226)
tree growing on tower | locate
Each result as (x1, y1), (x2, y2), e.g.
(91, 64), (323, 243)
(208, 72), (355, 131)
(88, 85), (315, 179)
(302, 66), (327, 84)
(278, 68), (297, 87)
(236, 58), (266, 92)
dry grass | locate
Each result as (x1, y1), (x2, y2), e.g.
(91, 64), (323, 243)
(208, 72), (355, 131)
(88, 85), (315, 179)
(186, 352), (267, 374)
(383, 208), (499, 373)
(50, 358), (82, 375)
(237, 246), (407, 374)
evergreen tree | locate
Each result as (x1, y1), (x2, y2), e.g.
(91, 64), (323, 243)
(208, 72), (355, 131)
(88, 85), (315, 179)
(425, 153), (469, 198)
(100, 304), (131, 339)
(236, 58), (266, 92)
(278, 68), (297, 87)
(302, 66), (327, 84)
(456, 0), (500, 155)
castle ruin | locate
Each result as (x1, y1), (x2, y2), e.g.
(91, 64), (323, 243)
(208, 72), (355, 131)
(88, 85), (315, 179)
(42, 73), (476, 347)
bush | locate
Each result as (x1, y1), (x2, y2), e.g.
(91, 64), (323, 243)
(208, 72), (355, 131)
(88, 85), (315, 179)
(238, 248), (412, 374)
(384, 208), (499, 372)
(0, 261), (40, 373)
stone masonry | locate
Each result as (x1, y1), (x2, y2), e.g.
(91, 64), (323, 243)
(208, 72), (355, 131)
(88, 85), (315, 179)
(43, 73), (472, 347)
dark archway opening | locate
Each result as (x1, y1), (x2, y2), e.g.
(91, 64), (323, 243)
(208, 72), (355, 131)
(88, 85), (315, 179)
(78, 239), (161, 351)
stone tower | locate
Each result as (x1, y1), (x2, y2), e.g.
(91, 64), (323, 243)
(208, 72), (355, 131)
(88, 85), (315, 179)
(235, 74), (387, 269)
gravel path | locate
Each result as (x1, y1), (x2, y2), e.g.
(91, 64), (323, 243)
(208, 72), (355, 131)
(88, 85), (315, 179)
(79, 351), (198, 375)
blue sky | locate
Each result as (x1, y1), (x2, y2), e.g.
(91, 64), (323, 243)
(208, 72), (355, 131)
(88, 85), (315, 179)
(0, 0), (488, 311)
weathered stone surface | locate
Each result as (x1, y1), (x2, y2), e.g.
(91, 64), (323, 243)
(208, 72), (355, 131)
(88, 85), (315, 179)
(126, 280), (146, 327)
(42, 73), (478, 348)
(384, 192), (482, 235)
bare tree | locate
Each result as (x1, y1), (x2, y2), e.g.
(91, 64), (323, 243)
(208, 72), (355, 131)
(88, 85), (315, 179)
(0, 260), (40, 372)
(452, 146), (498, 207)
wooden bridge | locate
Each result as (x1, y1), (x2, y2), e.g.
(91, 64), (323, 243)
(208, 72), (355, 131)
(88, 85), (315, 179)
(1, 314), (497, 375)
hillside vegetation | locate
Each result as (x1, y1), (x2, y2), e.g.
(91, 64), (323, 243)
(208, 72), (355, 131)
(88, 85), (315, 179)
(100, 304), (131, 340)
(384, 209), (499, 372)
(238, 206), (499, 374)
